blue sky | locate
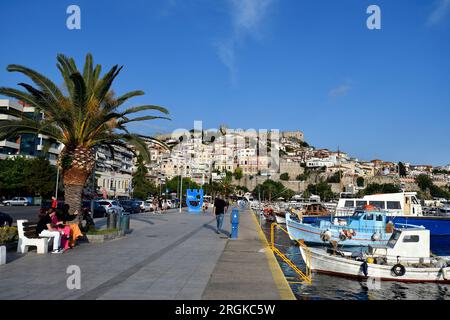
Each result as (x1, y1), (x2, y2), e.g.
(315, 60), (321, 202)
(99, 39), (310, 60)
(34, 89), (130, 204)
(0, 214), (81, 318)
(0, 0), (449, 165)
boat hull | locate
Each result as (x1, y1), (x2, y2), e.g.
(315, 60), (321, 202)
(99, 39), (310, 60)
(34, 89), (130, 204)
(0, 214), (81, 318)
(299, 247), (450, 283)
(303, 216), (450, 237)
(286, 215), (390, 246)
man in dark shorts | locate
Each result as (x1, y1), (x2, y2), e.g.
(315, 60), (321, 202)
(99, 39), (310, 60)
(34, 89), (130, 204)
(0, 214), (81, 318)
(213, 194), (228, 234)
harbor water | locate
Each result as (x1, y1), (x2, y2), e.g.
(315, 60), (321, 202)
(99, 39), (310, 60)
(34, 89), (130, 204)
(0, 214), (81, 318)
(258, 216), (450, 300)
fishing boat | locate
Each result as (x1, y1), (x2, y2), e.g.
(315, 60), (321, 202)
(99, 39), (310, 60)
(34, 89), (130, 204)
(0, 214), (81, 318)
(335, 192), (422, 217)
(303, 203), (329, 216)
(259, 207), (276, 222)
(299, 228), (450, 283)
(275, 211), (286, 224)
(286, 205), (421, 246)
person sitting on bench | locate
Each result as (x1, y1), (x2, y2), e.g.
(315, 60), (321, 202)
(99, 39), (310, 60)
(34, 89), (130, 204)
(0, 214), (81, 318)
(0, 211), (13, 227)
(36, 209), (64, 254)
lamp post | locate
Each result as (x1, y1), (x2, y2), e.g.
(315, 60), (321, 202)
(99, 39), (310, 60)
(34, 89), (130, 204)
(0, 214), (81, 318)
(55, 166), (60, 199)
(90, 148), (97, 216)
(179, 170), (183, 213)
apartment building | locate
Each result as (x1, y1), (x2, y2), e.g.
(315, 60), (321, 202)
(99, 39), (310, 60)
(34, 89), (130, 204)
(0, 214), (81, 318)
(0, 100), (63, 164)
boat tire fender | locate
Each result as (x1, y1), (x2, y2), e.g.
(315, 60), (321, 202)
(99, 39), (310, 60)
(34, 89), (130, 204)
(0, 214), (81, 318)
(361, 261), (369, 277)
(392, 264), (406, 277)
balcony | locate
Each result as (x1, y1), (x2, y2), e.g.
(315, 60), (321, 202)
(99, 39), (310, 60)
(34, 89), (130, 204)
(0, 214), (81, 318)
(0, 140), (20, 149)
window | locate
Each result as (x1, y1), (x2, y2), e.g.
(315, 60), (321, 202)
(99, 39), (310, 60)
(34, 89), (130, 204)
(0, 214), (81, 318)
(376, 214), (383, 221)
(356, 201), (367, 207)
(387, 201), (401, 210)
(388, 231), (401, 247)
(364, 213), (374, 220)
(369, 201), (385, 209)
(344, 200), (355, 208)
(403, 235), (419, 243)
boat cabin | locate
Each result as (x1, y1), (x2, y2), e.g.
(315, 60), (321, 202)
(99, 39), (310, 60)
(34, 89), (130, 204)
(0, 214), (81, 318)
(304, 203), (328, 216)
(369, 228), (431, 264)
(336, 192), (422, 217)
(320, 208), (388, 234)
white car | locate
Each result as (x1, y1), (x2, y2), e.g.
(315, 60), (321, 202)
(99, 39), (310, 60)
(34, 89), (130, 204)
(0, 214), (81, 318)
(3, 197), (29, 206)
(96, 200), (124, 214)
(164, 199), (174, 209)
(136, 200), (151, 212)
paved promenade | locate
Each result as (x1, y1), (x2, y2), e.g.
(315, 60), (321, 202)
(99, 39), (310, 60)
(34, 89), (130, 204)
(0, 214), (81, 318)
(0, 207), (294, 300)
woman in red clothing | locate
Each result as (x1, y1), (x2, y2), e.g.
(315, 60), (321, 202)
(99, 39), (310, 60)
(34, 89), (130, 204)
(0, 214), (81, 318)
(48, 208), (71, 251)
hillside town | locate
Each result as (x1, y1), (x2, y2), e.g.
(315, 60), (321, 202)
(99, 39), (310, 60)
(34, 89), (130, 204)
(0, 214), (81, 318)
(2, 98), (449, 201)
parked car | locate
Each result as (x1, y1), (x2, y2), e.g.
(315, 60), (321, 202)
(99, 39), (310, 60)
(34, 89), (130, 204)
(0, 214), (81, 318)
(3, 197), (29, 206)
(135, 200), (151, 212)
(96, 200), (124, 214)
(164, 199), (174, 209)
(119, 200), (141, 214)
(82, 200), (107, 218)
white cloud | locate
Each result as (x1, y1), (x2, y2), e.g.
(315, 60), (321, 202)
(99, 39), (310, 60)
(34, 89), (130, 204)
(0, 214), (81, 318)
(216, 0), (275, 84)
(427, 0), (450, 26)
(329, 83), (351, 98)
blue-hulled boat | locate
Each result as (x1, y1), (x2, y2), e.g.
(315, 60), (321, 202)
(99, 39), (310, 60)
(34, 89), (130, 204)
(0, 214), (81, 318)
(286, 206), (421, 246)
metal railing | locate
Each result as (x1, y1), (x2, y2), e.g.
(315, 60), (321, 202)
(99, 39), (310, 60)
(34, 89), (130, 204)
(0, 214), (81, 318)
(270, 222), (312, 285)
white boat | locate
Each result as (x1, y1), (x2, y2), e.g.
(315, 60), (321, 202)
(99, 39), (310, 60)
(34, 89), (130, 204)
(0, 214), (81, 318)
(437, 206), (450, 217)
(275, 213), (286, 224)
(299, 228), (450, 283)
(335, 192), (422, 217)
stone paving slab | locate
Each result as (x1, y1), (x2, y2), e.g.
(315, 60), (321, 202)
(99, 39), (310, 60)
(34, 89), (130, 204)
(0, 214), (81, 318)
(0, 209), (226, 300)
(202, 209), (296, 300)
(0, 207), (295, 300)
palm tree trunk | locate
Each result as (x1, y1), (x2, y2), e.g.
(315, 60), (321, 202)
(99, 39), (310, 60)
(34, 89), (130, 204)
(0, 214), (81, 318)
(61, 146), (95, 215)
(64, 184), (84, 217)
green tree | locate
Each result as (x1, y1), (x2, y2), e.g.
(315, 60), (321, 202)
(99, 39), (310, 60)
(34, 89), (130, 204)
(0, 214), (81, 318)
(362, 183), (401, 195)
(280, 173), (290, 181)
(306, 181), (335, 201)
(233, 167), (243, 181)
(252, 179), (293, 201)
(0, 157), (28, 197)
(132, 155), (156, 200)
(0, 54), (169, 214)
(326, 171), (341, 183)
(0, 157), (57, 198)
(356, 176), (365, 188)
(416, 174), (433, 191)
(24, 157), (56, 198)
(398, 162), (407, 177)
(166, 176), (200, 198)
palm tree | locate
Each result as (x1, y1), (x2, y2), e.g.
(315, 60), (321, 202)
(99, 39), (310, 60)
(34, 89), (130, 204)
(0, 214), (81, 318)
(0, 54), (170, 214)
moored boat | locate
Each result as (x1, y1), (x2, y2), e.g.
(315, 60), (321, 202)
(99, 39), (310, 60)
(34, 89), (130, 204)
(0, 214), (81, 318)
(286, 206), (421, 246)
(299, 228), (450, 283)
(275, 211), (286, 224)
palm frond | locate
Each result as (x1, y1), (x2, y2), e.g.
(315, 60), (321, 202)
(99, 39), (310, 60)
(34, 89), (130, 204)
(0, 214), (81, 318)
(7, 64), (64, 103)
(121, 105), (169, 116)
(118, 115), (171, 125)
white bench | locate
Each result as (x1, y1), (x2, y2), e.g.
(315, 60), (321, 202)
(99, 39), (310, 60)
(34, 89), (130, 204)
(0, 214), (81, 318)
(0, 245), (5, 265)
(17, 220), (50, 254)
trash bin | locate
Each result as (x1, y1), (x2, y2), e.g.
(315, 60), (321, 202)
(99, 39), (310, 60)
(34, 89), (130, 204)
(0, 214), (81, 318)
(107, 210), (118, 229)
(230, 209), (239, 239)
(119, 212), (130, 233)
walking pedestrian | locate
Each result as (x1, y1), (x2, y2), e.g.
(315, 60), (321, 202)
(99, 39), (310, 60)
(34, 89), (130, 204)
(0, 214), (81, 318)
(213, 194), (229, 234)
(158, 197), (163, 214)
